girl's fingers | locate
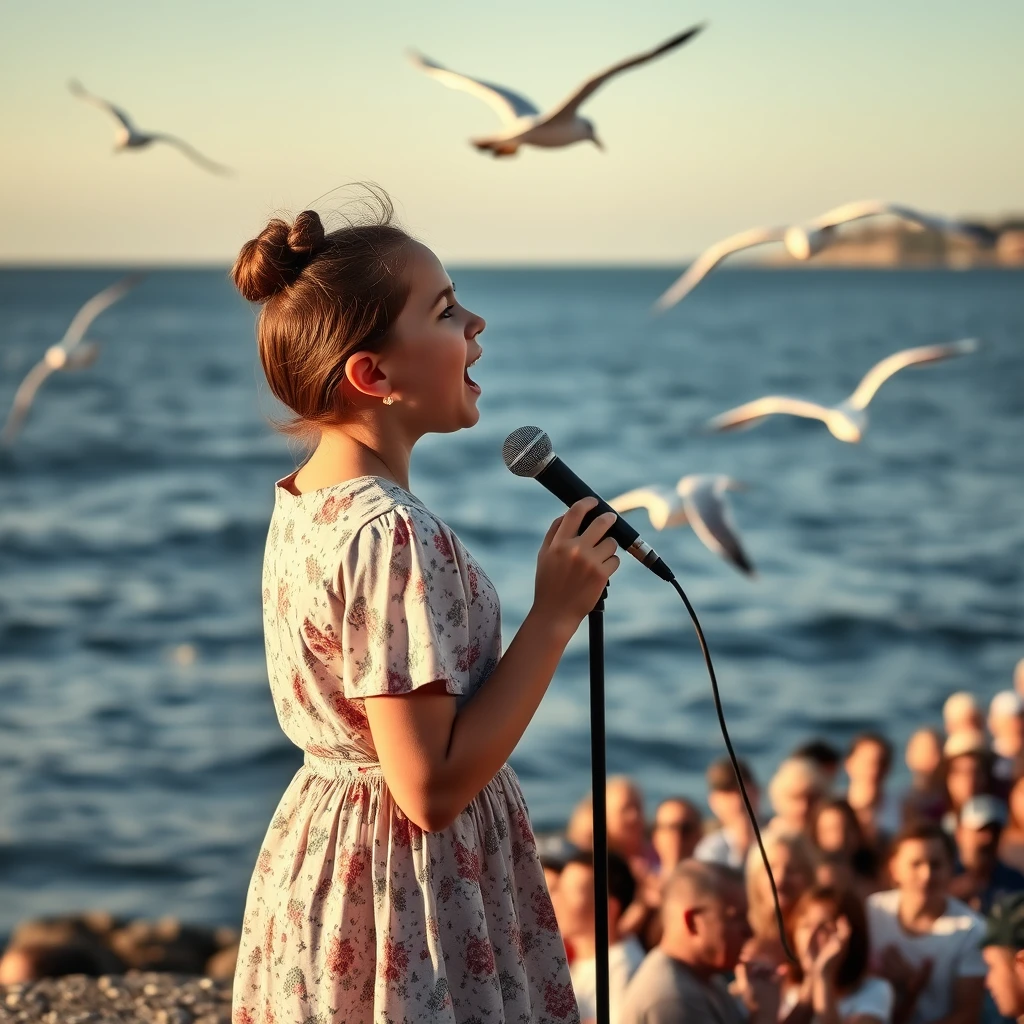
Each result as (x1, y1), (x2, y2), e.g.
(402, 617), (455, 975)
(555, 497), (599, 540)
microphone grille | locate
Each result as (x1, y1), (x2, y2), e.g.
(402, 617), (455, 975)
(502, 426), (552, 478)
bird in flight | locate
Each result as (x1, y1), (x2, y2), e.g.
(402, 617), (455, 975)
(610, 474), (755, 576)
(653, 201), (995, 312)
(409, 24), (704, 157)
(1, 273), (145, 445)
(69, 79), (233, 176)
(705, 338), (979, 444)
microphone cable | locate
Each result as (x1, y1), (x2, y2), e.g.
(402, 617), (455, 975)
(667, 574), (798, 965)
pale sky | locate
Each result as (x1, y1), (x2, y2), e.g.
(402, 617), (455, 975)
(1, 0), (1021, 264)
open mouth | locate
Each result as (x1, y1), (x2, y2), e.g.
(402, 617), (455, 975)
(464, 352), (481, 392)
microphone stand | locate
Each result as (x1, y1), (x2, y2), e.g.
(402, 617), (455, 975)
(588, 585), (610, 1024)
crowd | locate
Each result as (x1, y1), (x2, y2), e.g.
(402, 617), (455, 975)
(540, 659), (1024, 1024)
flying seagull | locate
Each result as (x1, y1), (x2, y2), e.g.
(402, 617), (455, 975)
(409, 24), (704, 157)
(1, 273), (145, 445)
(69, 79), (233, 176)
(610, 474), (755, 576)
(705, 338), (979, 444)
(654, 201), (995, 312)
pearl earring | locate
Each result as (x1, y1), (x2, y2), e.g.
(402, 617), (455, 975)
(383, 395), (395, 406)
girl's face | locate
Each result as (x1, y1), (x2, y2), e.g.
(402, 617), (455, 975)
(815, 807), (852, 856)
(793, 899), (835, 967)
(375, 242), (486, 435)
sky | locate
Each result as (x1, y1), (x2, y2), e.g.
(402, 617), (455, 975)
(1, 0), (1022, 265)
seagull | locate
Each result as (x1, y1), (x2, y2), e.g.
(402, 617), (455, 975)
(705, 338), (979, 444)
(69, 79), (233, 176)
(610, 474), (755, 576)
(1, 273), (145, 445)
(654, 200), (996, 312)
(409, 24), (704, 157)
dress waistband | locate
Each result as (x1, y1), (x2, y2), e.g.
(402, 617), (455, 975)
(302, 752), (385, 779)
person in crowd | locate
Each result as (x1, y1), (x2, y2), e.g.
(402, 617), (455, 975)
(942, 730), (996, 832)
(768, 757), (828, 837)
(620, 861), (781, 1024)
(607, 776), (659, 874)
(792, 740), (842, 791)
(651, 796), (704, 873)
(811, 797), (879, 895)
(537, 833), (580, 901)
(945, 692), (986, 737)
(1014, 660), (1024, 702)
(696, 757), (760, 870)
(553, 849), (645, 1024)
(981, 892), (1024, 1023)
(567, 793), (595, 851)
(845, 732), (901, 851)
(951, 795), (1024, 916)
(903, 728), (947, 825)
(867, 822), (986, 1024)
(746, 830), (815, 969)
(1001, 778), (1024, 875)
(990, 692), (1024, 793)
(781, 885), (894, 1024)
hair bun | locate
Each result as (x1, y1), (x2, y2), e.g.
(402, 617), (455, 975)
(287, 210), (326, 257)
(232, 211), (327, 303)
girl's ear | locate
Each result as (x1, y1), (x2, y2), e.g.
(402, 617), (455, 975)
(343, 351), (390, 400)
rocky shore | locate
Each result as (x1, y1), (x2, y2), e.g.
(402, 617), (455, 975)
(0, 972), (232, 1024)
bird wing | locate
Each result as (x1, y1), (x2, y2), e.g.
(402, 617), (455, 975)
(653, 226), (788, 312)
(407, 51), (539, 124)
(63, 342), (101, 370)
(678, 476), (756, 576)
(151, 134), (234, 175)
(0, 360), (57, 445)
(609, 485), (685, 530)
(809, 199), (986, 241)
(538, 24), (705, 125)
(707, 396), (833, 432)
(60, 273), (145, 350)
(68, 78), (137, 133)
(847, 338), (979, 410)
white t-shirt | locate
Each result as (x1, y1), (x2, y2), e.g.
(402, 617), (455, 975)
(866, 889), (986, 1024)
(695, 827), (746, 870)
(570, 935), (646, 1023)
(780, 976), (894, 1023)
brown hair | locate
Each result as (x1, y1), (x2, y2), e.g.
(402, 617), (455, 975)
(887, 820), (956, 862)
(787, 885), (869, 993)
(231, 186), (413, 435)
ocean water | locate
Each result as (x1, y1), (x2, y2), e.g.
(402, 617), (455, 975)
(0, 266), (1021, 938)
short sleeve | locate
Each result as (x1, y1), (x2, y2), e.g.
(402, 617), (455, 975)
(955, 917), (988, 978)
(841, 977), (894, 1021)
(335, 507), (473, 699)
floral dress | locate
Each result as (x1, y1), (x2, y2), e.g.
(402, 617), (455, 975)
(233, 473), (579, 1024)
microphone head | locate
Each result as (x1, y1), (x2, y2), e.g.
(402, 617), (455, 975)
(502, 426), (553, 478)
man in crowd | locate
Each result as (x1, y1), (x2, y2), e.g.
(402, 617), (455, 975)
(695, 757), (759, 869)
(620, 861), (780, 1024)
(989, 692), (1024, 793)
(845, 731), (901, 849)
(952, 795), (1024, 915)
(792, 738), (842, 790)
(553, 848), (645, 1024)
(945, 692), (986, 737)
(867, 822), (986, 1024)
(982, 892), (1024, 1022)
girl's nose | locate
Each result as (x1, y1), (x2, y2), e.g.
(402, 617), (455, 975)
(466, 309), (486, 339)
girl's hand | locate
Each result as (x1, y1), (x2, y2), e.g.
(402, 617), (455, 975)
(532, 498), (620, 634)
(813, 916), (850, 980)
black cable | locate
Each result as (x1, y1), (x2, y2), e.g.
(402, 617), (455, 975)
(668, 575), (798, 965)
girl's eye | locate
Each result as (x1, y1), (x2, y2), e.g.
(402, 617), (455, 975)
(440, 304), (455, 319)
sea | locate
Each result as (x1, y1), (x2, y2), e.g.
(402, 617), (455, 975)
(0, 266), (1021, 939)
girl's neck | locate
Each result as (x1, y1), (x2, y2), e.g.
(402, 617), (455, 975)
(301, 425), (413, 492)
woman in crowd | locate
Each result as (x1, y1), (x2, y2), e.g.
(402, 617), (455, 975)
(768, 758), (829, 837)
(781, 886), (894, 1024)
(811, 798), (880, 897)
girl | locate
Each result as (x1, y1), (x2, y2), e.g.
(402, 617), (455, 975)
(230, 194), (619, 1024)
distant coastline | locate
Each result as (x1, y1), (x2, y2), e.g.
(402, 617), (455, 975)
(764, 218), (1024, 269)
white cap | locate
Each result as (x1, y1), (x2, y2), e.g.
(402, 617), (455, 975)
(944, 729), (989, 760)
(960, 795), (1008, 831)
(944, 691), (979, 722)
(990, 690), (1024, 720)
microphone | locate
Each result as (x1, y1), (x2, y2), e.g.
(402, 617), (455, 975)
(502, 426), (675, 582)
